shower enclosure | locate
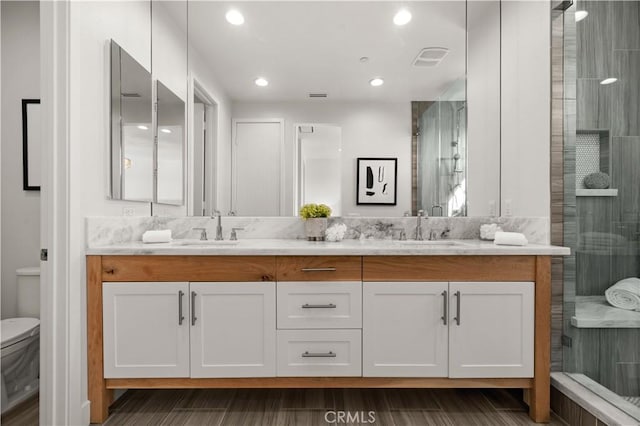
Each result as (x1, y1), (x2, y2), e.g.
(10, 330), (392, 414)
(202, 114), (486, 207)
(416, 79), (467, 217)
(561, 1), (640, 421)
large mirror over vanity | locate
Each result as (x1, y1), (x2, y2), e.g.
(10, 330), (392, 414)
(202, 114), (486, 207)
(108, 1), (501, 218)
(189, 1), (501, 218)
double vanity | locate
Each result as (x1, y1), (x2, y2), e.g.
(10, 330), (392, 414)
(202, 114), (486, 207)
(86, 238), (568, 424)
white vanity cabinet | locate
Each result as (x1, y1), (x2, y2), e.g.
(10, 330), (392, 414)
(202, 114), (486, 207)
(102, 281), (276, 379)
(102, 282), (191, 378)
(363, 282), (449, 377)
(363, 281), (535, 379)
(190, 282), (276, 377)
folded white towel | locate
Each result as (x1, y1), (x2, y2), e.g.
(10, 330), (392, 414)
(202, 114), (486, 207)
(605, 277), (640, 311)
(494, 231), (528, 246)
(142, 229), (172, 244)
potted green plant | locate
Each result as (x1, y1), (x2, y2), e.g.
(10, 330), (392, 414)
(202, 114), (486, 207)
(299, 203), (332, 241)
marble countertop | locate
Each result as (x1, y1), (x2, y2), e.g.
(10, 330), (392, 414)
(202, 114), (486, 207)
(571, 296), (640, 328)
(86, 238), (570, 256)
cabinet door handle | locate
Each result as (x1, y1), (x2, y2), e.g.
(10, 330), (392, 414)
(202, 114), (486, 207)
(441, 290), (448, 325)
(301, 267), (337, 272)
(178, 291), (185, 325)
(302, 303), (337, 309)
(191, 291), (197, 326)
(453, 290), (461, 326)
(302, 351), (336, 358)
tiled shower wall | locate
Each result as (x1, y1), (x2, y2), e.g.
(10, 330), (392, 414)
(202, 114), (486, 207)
(560, 0), (640, 399)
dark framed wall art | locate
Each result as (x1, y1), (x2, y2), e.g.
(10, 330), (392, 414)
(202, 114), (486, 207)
(22, 99), (41, 191)
(356, 157), (397, 205)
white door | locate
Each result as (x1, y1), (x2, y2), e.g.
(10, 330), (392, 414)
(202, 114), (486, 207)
(448, 282), (534, 378)
(103, 282), (190, 378)
(363, 282), (449, 377)
(190, 282), (276, 377)
(232, 120), (283, 216)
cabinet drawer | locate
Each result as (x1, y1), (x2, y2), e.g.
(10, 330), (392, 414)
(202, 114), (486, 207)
(277, 329), (362, 377)
(276, 256), (361, 281)
(277, 282), (362, 329)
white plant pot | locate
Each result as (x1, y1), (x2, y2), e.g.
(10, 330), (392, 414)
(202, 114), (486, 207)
(304, 218), (328, 241)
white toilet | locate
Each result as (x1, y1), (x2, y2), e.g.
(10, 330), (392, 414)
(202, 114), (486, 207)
(1, 267), (40, 414)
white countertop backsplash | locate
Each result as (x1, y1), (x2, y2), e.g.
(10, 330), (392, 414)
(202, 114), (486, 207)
(85, 216), (564, 256)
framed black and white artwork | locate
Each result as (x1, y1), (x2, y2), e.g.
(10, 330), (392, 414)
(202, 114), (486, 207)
(22, 99), (41, 191)
(356, 157), (397, 205)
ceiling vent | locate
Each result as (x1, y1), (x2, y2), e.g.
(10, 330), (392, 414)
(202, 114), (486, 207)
(308, 93), (328, 98)
(412, 47), (449, 67)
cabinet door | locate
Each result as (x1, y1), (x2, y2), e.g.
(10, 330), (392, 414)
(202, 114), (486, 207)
(449, 282), (534, 378)
(190, 282), (276, 377)
(103, 282), (190, 378)
(363, 282), (448, 377)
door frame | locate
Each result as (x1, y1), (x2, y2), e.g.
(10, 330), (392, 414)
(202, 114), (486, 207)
(231, 118), (285, 215)
(187, 74), (219, 216)
(40, 1), (75, 424)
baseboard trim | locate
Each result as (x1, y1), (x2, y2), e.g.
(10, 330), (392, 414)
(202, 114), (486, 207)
(81, 400), (90, 425)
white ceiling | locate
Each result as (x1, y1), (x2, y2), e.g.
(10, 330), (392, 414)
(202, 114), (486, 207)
(188, 1), (466, 102)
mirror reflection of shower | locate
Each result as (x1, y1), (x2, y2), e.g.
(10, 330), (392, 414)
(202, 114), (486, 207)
(416, 78), (467, 217)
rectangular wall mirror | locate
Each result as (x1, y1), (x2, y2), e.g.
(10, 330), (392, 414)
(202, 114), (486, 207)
(188, 1), (501, 217)
(110, 40), (153, 202)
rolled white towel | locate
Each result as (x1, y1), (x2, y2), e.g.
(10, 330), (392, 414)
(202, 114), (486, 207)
(142, 229), (172, 244)
(494, 231), (528, 246)
(605, 277), (640, 311)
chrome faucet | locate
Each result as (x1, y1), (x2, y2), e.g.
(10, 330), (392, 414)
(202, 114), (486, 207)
(416, 210), (425, 241)
(212, 210), (223, 240)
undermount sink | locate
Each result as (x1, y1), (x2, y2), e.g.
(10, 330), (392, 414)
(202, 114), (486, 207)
(396, 240), (462, 246)
(174, 239), (240, 246)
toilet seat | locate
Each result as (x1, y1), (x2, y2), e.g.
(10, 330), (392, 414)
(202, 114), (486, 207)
(1, 318), (40, 349)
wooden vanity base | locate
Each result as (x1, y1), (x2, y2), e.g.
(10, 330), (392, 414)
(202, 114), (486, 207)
(87, 255), (552, 424)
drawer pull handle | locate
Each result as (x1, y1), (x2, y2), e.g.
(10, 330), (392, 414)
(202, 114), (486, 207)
(301, 267), (337, 272)
(191, 291), (197, 326)
(302, 351), (336, 358)
(454, 290), (461, 326)
(441, 290), (447, 325)
(178, 291), (185, 325)
(302, 303), (337, 309)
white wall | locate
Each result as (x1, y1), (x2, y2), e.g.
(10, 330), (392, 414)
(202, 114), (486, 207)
(500, 1), (551, 218)
(231, 101), (412, 217)
(1, 1), (41, 319)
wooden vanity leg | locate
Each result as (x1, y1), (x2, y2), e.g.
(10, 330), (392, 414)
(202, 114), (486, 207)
(530, 256), (551, 423)
(87, 256), (113, 423)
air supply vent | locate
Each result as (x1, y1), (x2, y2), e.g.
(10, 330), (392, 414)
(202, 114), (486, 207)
(412, 47), (449, 67)
(308, 93), (328, 98)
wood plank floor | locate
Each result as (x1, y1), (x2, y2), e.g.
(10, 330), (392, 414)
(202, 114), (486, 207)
(1, 389), (570, 425)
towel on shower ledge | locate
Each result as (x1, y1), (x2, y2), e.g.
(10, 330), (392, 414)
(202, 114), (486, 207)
(493, 231), (528, 246)
(142, 229), (172, 243)
(605, 278), (640, 311)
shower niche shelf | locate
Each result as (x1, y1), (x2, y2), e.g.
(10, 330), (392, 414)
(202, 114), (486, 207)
(571, 296), (640, 328)
(576, 189), (618, 197)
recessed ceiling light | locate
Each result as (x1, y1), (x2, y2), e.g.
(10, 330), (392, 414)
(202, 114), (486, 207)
(137, 125), (148, 130)
(600, 77), (617, 85)
(225, 10), (244, 25)
(575, 10), (588, 22)
(160, 128), (172, 134)
(393, 9), (412, 26)
(369, 78), (384, 87)
(255, 77), (269, 87)
(360, 56), (369, 63)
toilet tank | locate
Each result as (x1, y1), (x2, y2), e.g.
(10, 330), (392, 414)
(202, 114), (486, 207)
(16, 267), (40, 318)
